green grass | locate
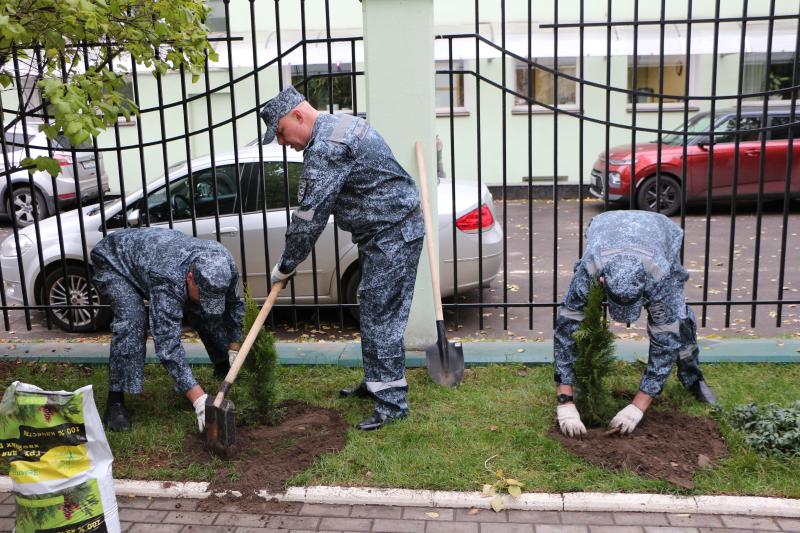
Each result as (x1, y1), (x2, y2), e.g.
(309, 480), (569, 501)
(2, 359), (800, 497)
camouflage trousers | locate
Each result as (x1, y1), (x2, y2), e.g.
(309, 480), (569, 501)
(92, 256), (229, 394)
(358, 221), (424, 418)
(639, 305), (704, 396)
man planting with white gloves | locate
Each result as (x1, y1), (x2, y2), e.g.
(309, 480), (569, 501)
(553, 210), (717, 437)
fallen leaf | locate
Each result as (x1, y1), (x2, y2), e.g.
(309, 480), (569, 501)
(489, 425), (498, 431)
(508, 485), (522, 498)
(425, 512), (440, 518)
(516, 348), (525, 353)
(467, 508), (480, 516)
(697, 454), (713, 469)
(491, 494), (504, 512)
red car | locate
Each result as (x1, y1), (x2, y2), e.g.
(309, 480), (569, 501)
(590, 106), (800, 215)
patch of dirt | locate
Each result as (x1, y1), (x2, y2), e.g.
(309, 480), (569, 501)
(184, 400), (349, 511)
(550, 409), (728, 489)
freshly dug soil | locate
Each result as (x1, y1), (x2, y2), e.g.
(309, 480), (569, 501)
(183, 400), (349, 506)
(550, 409), (728, 489)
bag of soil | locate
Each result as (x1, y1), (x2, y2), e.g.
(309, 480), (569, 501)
(0, 381), (120, 533)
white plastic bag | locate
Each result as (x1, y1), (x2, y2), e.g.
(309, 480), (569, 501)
(0, 381), (120, 533)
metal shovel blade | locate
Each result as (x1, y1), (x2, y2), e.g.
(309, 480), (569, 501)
(205, 395), (237, 457)
(425, 320), (465, 387)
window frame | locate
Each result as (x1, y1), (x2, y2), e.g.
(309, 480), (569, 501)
(435, 59), (469, 117)
(512, 57), (580, 114)
(625, 54), (699, 113)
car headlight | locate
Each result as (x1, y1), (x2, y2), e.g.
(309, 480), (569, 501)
(607, 171), (622, 187)
(1, 234), (34, 258)
(608, 157), (637, 165)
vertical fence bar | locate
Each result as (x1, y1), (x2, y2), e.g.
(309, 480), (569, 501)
(751, 0), (778, 327)
(178, 57), (198, 238)
(578, 0), (585, 252)
(527, 0), (534, 330)
(474, 0), (484, 331)
(725, 0), (749, 329)
(552, 0), (559, 328)
(448, 38), (460, 328)
(679, 0), (693, 263)
(654, 0), (666, 212)
(501, 0), (508, 331)
(629, 1), (638, 209)
(775, 5), (800, 327)
(701, 0), (722, 327)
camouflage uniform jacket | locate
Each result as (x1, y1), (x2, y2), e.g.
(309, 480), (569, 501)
(92, 228), (243, 366)
(553, 210), (691, 393)
(277, 113), (420, 273)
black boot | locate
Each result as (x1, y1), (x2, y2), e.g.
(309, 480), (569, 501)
(355, 411), (405, 431)
(103, 402), (131, 432)
(689, 380), (717, 405)
(339, 382), (371, 399)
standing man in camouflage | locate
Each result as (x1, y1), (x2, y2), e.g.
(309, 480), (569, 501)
(260, 86), (424, 431)
(553, 210), (717, 437)
(91, 228), (243, 432)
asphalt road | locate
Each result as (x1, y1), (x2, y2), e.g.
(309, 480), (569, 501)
(1, 197), (798, 343)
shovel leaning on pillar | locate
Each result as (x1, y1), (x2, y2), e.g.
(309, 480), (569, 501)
(204, 278), (286, 457)
(415, 141), (465, 387)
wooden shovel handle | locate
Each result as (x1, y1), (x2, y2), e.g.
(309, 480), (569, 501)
(213, 278), (286, 408)
(415, 141), (444, 322)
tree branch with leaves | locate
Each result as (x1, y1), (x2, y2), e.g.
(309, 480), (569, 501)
(0, 0), (218, 177)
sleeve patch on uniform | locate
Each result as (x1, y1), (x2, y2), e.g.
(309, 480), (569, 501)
(294, 208), (315, 221)
(297, 178), (308, 204)
(329, 114), (354, 143)
(353, 120), (368, 139)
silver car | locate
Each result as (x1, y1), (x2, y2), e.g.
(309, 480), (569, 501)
(1, 123), (110, 227)
(0, 143), (503, 332)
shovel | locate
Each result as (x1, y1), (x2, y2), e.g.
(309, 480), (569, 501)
(205, 278), (286, 456)
(415, 141), (465, 387)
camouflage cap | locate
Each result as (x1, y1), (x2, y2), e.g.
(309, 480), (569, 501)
(192, 253), (231, 316)
(603, 253), (646, 323)
(259, 85), (306, 144)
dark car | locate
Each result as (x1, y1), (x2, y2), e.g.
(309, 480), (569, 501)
(590, 106), (800, 215)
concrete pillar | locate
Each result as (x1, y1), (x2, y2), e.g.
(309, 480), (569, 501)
(362, 0), (437, 347)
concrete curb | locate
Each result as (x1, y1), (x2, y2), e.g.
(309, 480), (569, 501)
(3, 477), (798, 517)
(3, 338), (800, 365)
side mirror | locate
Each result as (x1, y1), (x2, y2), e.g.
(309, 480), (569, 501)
(697, 136), (713, 151)
(126, 209), (141, 227)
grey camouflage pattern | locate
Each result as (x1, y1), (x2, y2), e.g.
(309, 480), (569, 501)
(554, 210), (704, 397)
(91, 228), (243, 393)
(272, 111), (423, 417)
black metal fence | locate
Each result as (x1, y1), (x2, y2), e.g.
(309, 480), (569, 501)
(1, 0), (799, 338)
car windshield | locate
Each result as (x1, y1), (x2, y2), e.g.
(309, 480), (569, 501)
(660, 113), (714, 146)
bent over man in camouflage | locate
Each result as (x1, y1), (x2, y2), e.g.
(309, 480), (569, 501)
(260, 86), (424, 431)
(91, 228), (243, 432)
(553, 210), (717, 437)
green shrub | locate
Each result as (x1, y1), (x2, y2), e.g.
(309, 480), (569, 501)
(572, 278), (617, 427)
(728, 401), (800, 457)
(229, 288), (282, 425)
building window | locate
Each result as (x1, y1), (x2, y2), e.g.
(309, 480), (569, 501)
(743, 52), (796, 101)
(205, 0), (227, 33)
(627, 55), (688, 105)
(514, 58), (578, 110)
(435, 60), (466, 114)
(291, 63), (354, 113)
(19, 75), (43, 113)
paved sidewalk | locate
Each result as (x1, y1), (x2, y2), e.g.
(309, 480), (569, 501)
(1, 492), (798, 532)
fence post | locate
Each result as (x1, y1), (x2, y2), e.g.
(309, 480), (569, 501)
(362, 0), (437, 347)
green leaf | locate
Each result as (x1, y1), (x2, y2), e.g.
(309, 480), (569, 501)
(507, 485), (522, 498)
(505, 478), (522, 486)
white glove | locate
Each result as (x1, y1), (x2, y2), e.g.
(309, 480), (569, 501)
(557, 403), (587, 438)
(270, 264), (295, 285)
(193, 393), (208, 432)
(610, 404), (644, 435)
(228, 349), (238, 367)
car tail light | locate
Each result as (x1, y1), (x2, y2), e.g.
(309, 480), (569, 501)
(58, 192), (76, 200)
(455, 204), (495, 233)
(54, 154), (72, 167)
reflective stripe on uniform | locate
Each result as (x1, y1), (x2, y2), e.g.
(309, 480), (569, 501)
(294, 208), (315, 221)
(560, 307), (585, 321)
(329, 114), (354, 143)
(648, 319), (680, 336)
(678, 345), (696, 359)
(366, 378), (408, 393)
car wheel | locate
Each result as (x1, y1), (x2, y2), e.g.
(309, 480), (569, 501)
(44, 265), (111, 333)
(636, 175), (681, 216)
(344, 265), (361, 323)
(8, 186), (48, 227)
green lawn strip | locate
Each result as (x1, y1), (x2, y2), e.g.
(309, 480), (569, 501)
(2, 360), (799, 497)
